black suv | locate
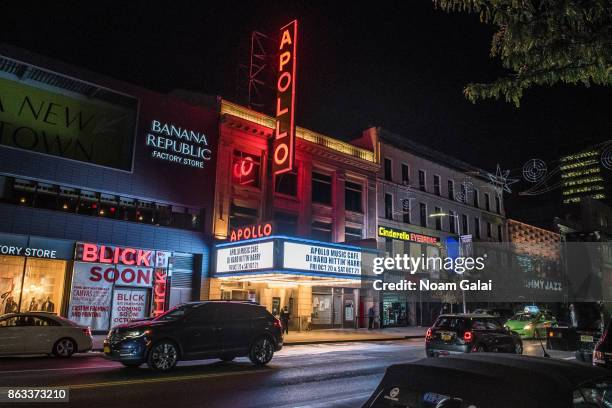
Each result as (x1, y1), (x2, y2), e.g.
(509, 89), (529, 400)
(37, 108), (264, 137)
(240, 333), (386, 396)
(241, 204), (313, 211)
(426, 314), (523, 357)
(103, 301), (283, 371)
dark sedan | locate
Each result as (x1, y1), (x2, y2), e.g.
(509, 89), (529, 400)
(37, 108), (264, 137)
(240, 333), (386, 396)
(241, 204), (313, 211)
(425, 314), (523, 357)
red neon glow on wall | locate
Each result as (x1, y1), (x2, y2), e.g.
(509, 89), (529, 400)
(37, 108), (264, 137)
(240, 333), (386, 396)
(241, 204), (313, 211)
(272, 20), (298, 175)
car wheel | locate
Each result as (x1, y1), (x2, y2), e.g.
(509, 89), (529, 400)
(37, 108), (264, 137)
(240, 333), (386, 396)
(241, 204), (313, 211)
(53, 338), (76, 358)
(515, 342), (523, 355)
(147, 341), (178, 371)
(219, 355), (236, 362)
(249, 336), (274, 366)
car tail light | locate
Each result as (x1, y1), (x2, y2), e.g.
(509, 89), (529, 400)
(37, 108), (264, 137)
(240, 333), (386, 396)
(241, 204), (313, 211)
(463, 331), (473, 342)
(83, 327), (92, 337)
(594, 350), (604, 361)
(273, 317), (282, 329)
(425, 328), (433, 341)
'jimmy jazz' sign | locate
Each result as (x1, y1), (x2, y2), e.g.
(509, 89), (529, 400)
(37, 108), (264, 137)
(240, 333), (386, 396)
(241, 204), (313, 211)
(272, 20), (298, 175)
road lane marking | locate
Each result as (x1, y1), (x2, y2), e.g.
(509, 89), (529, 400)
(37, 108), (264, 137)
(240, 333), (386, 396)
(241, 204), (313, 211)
(67, 369), (263, 390)
(0, 365), (120, 375)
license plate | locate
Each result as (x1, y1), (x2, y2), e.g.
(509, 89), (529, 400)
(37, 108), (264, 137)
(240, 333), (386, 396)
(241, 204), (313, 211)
(580, 335), (594, 343)
(441, 334), (452, 341)
(103, 345), (111, 354)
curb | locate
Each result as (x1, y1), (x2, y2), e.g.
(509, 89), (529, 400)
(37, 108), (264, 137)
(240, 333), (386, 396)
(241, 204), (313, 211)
(282, 335), (424, 346)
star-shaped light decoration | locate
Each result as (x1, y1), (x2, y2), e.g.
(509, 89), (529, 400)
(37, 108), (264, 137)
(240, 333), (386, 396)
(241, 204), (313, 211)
(487, 165), (519, 197)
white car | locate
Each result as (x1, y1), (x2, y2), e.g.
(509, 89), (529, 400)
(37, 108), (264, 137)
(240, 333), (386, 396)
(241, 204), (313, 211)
(0, 312), (93, 357)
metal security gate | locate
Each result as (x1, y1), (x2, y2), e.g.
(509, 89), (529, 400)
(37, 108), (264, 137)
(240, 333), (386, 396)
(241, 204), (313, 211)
(168, 253), (194, 309)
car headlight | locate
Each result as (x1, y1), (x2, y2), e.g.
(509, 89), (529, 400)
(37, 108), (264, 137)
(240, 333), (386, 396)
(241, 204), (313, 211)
(524, 324), (533, 330)
(124, 329), (150, 339)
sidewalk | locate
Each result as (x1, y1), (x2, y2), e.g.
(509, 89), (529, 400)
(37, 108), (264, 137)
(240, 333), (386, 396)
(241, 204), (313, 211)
(91, 326), (426, 350)
(282, 326), (427, 345)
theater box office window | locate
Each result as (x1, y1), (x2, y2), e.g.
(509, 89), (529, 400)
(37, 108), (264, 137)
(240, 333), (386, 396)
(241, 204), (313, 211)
(213, 236), (378, 329)
(0, 233), (74, 316)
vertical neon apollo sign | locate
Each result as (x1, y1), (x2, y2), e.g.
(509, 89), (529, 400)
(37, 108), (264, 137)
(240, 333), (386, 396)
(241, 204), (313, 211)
(272, 20), (298, 175)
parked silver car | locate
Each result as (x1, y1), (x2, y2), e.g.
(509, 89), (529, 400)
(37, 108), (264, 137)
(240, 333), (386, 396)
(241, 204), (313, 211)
(0, 312), (93, 357)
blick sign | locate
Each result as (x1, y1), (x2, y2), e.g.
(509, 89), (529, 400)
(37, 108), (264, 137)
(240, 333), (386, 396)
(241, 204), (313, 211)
(273, 20), (298, 175)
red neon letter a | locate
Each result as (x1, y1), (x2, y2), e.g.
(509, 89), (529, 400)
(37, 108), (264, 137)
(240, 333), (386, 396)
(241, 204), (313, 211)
(279, 29), (292, 50)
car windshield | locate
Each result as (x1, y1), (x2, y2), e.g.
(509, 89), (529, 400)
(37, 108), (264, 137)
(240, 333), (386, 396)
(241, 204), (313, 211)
(153, 304), (192, 321)
(511, 313), (534, 321)
(572, 379), (612, 407)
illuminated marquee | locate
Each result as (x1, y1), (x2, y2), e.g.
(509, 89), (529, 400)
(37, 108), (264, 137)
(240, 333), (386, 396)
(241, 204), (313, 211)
(377, 226), (439, 244)
(283, 242), (362, 275)
(272, 20), (298, 175)
(229, 223), (273, 242)
(216, 241), (274, 273)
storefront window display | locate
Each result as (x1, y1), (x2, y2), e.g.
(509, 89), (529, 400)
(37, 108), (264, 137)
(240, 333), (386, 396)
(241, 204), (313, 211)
(0, 256), (67, 315)
(382, 300), (408, 327)
(20, 258), (67, 313)
(0, 255), (24, 315)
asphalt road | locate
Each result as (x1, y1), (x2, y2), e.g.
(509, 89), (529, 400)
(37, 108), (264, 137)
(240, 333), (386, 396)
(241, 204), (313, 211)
(0, 339), (577, 408)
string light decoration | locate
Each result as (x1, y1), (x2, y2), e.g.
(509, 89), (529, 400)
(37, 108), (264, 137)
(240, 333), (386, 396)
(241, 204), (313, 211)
(487, 164), (519, 197)
(522, 159), (547, 183)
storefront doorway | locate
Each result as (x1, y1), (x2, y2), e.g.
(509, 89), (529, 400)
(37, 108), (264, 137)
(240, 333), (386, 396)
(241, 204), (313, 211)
(382, 300), (408, 327)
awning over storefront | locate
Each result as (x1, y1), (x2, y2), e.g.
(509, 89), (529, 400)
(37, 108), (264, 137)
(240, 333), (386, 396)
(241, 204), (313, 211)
(213, 236), (377, 283)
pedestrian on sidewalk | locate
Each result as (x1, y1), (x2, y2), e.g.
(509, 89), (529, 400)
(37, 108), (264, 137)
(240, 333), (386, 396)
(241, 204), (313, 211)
(368, 306), (375, 330)
(280, 306), (290, 335)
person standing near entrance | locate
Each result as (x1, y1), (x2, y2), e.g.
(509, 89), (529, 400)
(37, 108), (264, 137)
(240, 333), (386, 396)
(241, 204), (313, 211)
(280, 306), (290, 335)
(368, 306), (375, 330)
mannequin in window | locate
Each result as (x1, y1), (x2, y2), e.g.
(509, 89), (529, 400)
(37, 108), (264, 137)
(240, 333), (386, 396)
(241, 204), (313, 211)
(28, 297), (39, 311)
(4, 296), (18, 314)
(41, 296), (55, 312)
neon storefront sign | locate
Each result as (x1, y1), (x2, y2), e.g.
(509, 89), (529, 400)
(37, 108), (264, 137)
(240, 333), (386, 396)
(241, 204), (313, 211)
(76, 242), (154, 267)
(272, 20), (298, 175)
(229, 223), (273, 242)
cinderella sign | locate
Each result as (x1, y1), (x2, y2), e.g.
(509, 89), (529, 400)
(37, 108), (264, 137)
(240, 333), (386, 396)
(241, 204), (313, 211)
(145, 119), (213, 168)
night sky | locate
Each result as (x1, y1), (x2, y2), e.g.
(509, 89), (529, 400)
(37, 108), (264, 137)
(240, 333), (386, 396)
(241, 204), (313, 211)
(3, 1), (611, 220)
